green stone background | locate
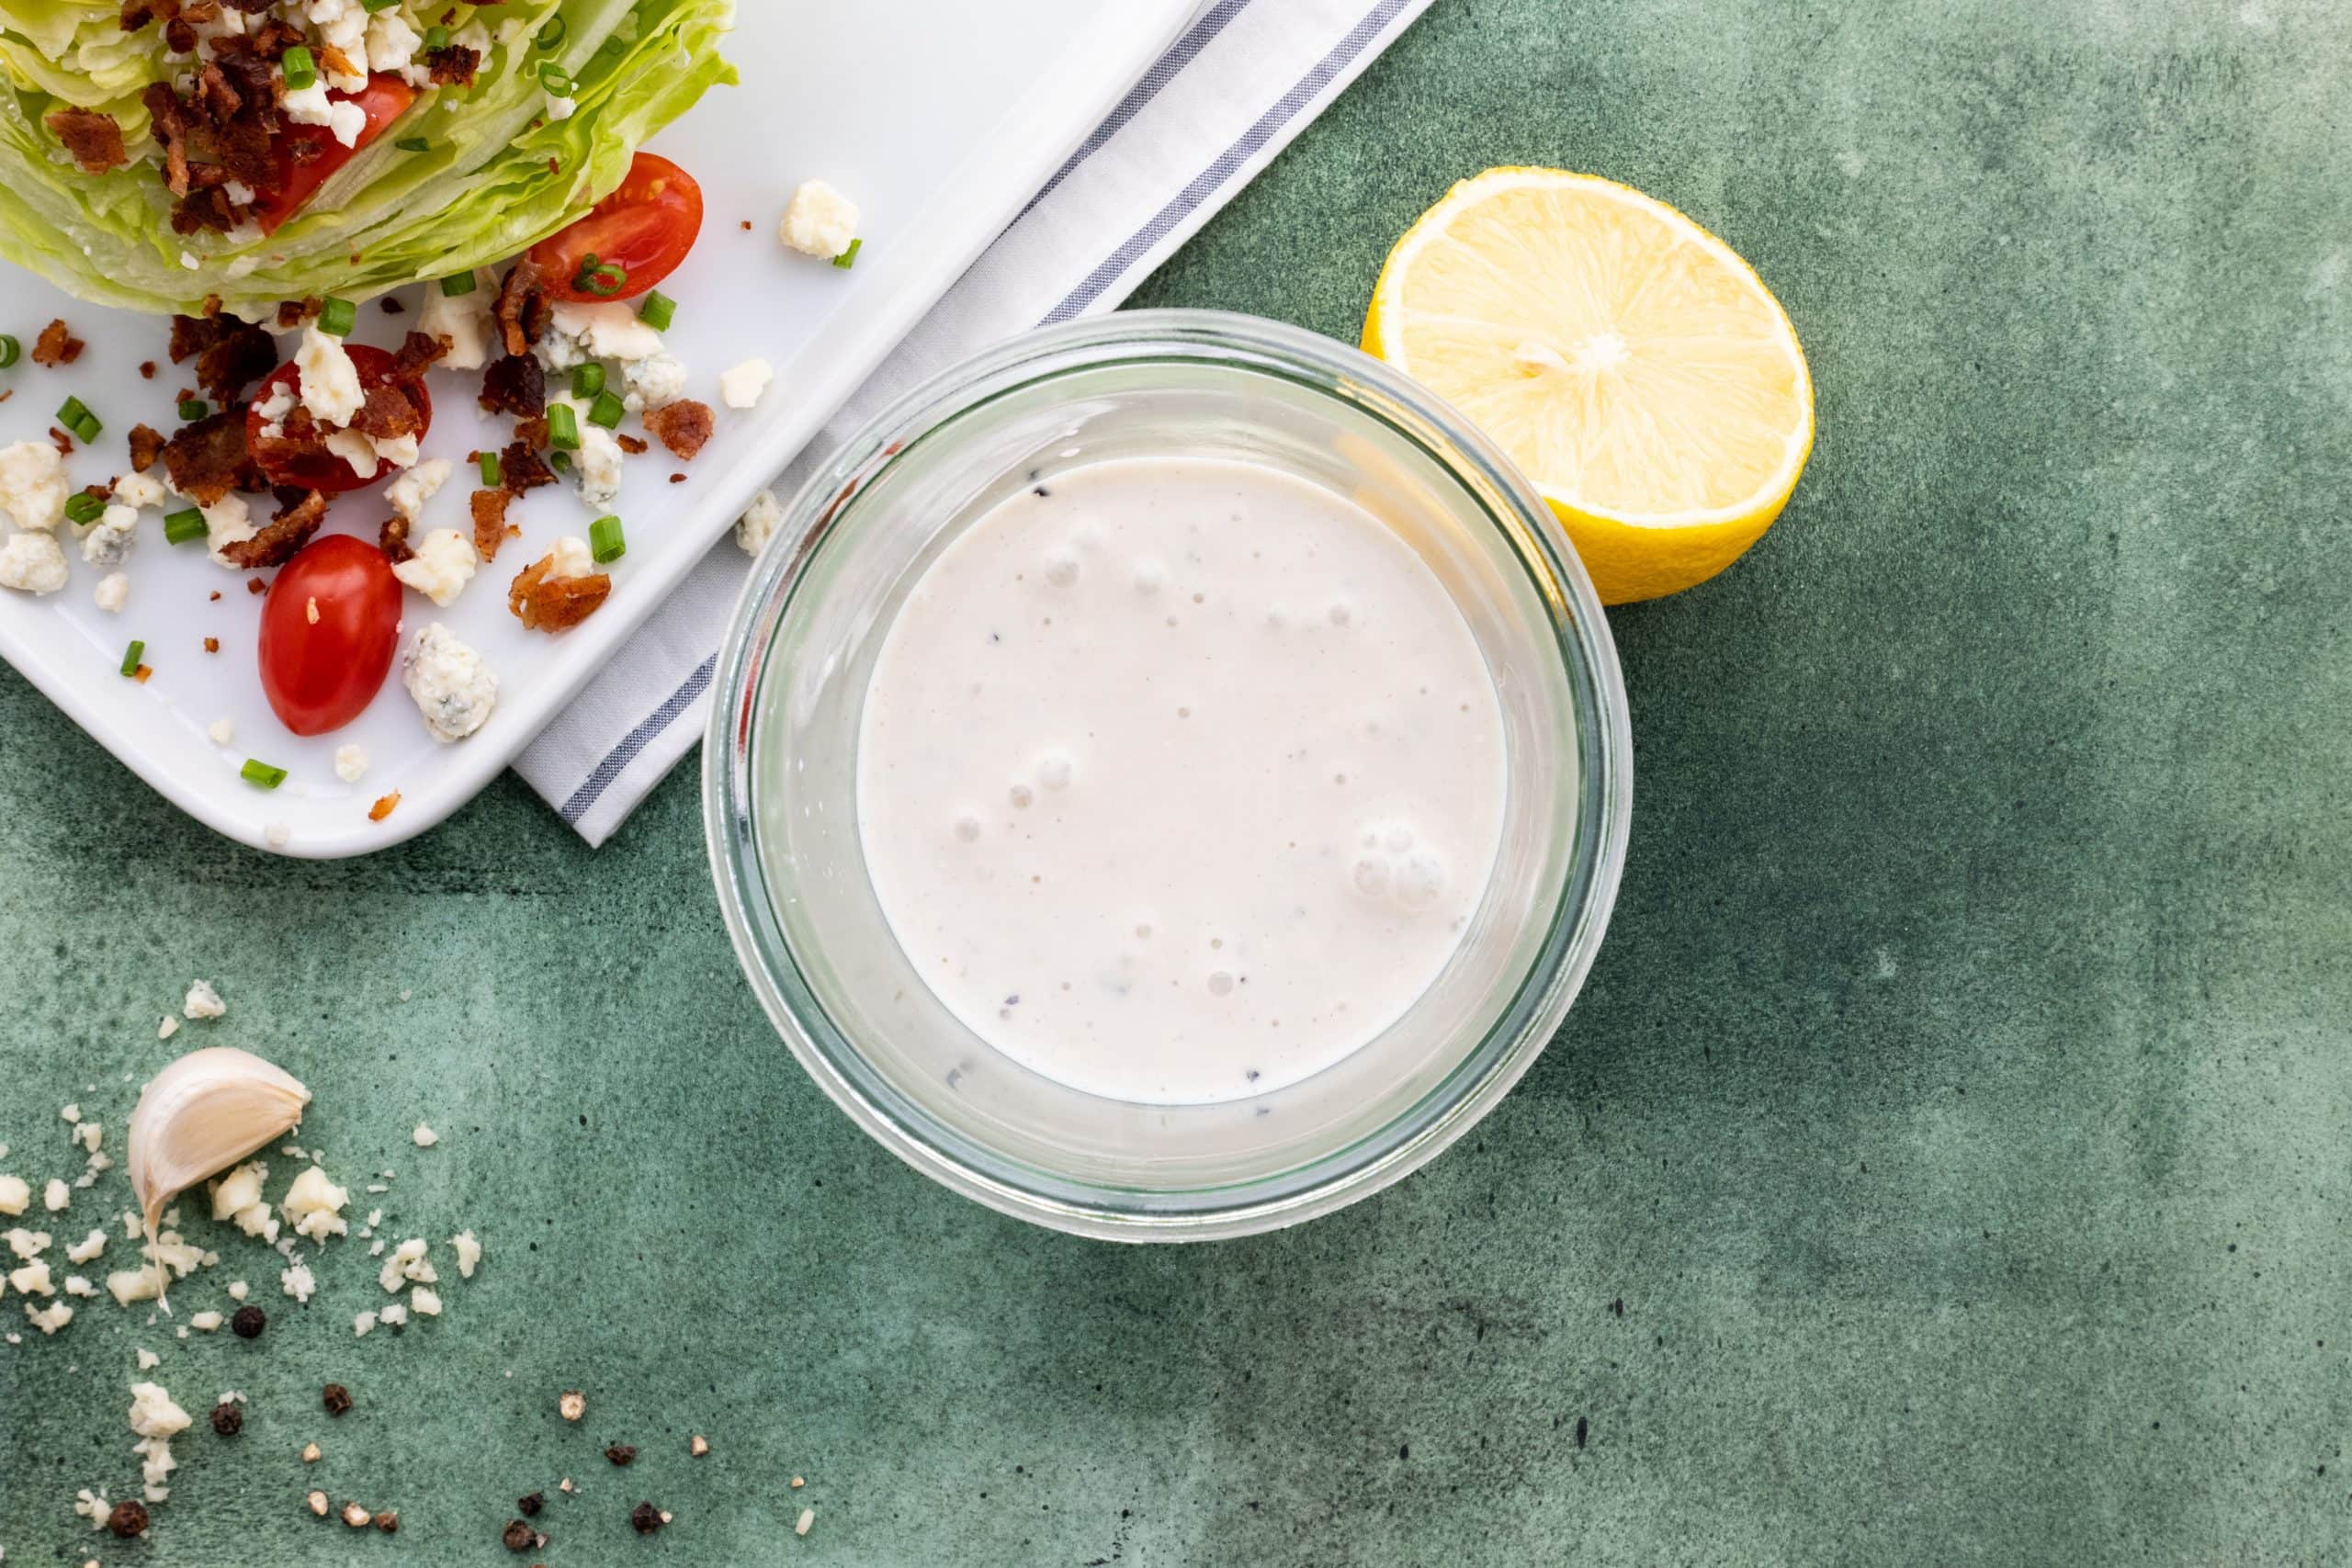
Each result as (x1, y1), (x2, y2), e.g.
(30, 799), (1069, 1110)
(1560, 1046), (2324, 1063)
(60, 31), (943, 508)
(5, 0), (2349, 1561)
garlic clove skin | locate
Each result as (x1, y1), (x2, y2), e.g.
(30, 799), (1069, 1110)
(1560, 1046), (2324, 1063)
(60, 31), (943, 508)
(128, 1047), (311, 1242)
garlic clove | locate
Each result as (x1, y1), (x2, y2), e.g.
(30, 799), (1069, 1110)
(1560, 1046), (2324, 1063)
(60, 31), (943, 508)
(128, 1047), (310, 1247)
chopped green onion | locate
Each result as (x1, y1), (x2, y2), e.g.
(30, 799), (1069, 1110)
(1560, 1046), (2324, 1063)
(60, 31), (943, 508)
(534, 16), (567, 48)
(548, 450), (573, 476)
(0, 334), (17, 369)
(547, 402), (580, 450)
(598, 35), (626, 58)
(164, 507), (208, 545)
(393, 135), (430, 153)
(538, 62), (573, 97)
(423, 24), (450, 50)
(589, 515), (626, 564)
(56, 394), (89, 426)
(588, 390), (625, 430)
(119, 640), (144, 677)
(240, 758), (287, 790)
(479, 450), (501, 487)
(362, 0), (400, 11)
(178, 397), (208, 422)
(64, 491), (105, 526)
(570, 363), (606, 400)
(317, 297), (356, 337)
(571, 252), (627, 297)
(72, 412), (100, 444)
(637, 290), (675, 331)
(832, 237), (863, 270)
(439, 270), (478, 298)
(280, 46), (316, 91)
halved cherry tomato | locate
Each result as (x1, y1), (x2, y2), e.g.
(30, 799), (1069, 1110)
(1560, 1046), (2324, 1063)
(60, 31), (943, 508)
(528, 152), (703, 301)
(250, 75), (416, 235)
(258, 535), (403, 737)
(245, 344), (434, 494)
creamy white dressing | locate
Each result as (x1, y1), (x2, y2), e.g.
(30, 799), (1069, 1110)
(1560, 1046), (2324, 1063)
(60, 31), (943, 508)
(855, 457), (1508, 1104)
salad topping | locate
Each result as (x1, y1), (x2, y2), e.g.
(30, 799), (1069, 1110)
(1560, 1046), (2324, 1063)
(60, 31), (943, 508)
(0, 137), (876, 826)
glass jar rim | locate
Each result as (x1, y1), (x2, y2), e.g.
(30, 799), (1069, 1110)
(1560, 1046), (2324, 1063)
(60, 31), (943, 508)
(704, 309), (1634, 1241)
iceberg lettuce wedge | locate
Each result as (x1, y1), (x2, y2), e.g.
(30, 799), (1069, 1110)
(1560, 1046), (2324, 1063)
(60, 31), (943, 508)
(0, 0), (735, 315)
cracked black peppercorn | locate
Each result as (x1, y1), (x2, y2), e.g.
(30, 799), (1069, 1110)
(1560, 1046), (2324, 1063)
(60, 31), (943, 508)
(629, 1501), (663, 1535)
(517, 1490), (544, 1517)
(502, 1517), (537, 1552)
(605, 1443), (636, 1466)
(322, 1382), (352, 1416)
(231, 1304), (266, 1338)
(210, 1401), (243, 1437)
(107, 1499), (149, 1538)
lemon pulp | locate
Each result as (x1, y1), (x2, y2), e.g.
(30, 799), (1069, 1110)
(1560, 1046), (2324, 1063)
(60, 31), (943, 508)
(1364, 168), (1814, 604)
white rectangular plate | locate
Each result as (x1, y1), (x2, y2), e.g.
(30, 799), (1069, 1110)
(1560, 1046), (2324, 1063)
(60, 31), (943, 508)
(0, 0), (1193, 856)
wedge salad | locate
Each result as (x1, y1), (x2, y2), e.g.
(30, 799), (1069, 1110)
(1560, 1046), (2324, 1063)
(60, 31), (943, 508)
(0, 1), (885, 827)
(0, 0), (737, 315)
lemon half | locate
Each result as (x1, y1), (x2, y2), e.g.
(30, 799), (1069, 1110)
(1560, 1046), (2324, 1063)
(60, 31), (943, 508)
(1364, 168), (1814, 604)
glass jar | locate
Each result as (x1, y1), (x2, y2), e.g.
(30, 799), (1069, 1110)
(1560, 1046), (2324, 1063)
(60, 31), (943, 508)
(705, 310), (1632, 1240)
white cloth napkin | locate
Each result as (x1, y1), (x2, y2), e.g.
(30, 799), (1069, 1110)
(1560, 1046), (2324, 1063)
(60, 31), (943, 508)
(514, 0), (1434, 844)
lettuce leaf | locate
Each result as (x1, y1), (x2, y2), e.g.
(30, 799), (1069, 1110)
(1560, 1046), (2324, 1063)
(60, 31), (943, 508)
(0, 0), (736, 314)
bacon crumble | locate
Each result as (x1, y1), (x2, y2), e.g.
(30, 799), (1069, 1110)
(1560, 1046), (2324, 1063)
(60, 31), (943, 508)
(643, 400), (714, 461)
(379, 515), (414, 565)
(509, 554), (612, 632)
(492, 261), (550, 357)
(479, 355), (546, 419)
(317, 42), (363, 84)
(45, 108), (128, 175)
(141, 41), (279, 233)
(217, 488), (328, 569)
(174, 314), (277, 405)
(390, 331), (453, 380)
(424, 44), (481, 87)
(469, 489), (516, 562)
(31, 320), (85, 367)
(163, 411), (260, 504)
(128, 424), (168, 473)
(498, 441), (555, 491)
(351, 382), (426, 442)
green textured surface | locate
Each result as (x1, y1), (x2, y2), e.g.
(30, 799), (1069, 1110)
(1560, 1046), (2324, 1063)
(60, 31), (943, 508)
(5, 0), (2351, 1561)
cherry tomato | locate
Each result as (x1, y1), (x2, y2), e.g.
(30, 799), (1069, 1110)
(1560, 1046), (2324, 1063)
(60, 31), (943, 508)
(528, 152), (703, 301)
(258, 535), (403, 737)
(250, 76), (416, 235)
(246, 344), (434, 494)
